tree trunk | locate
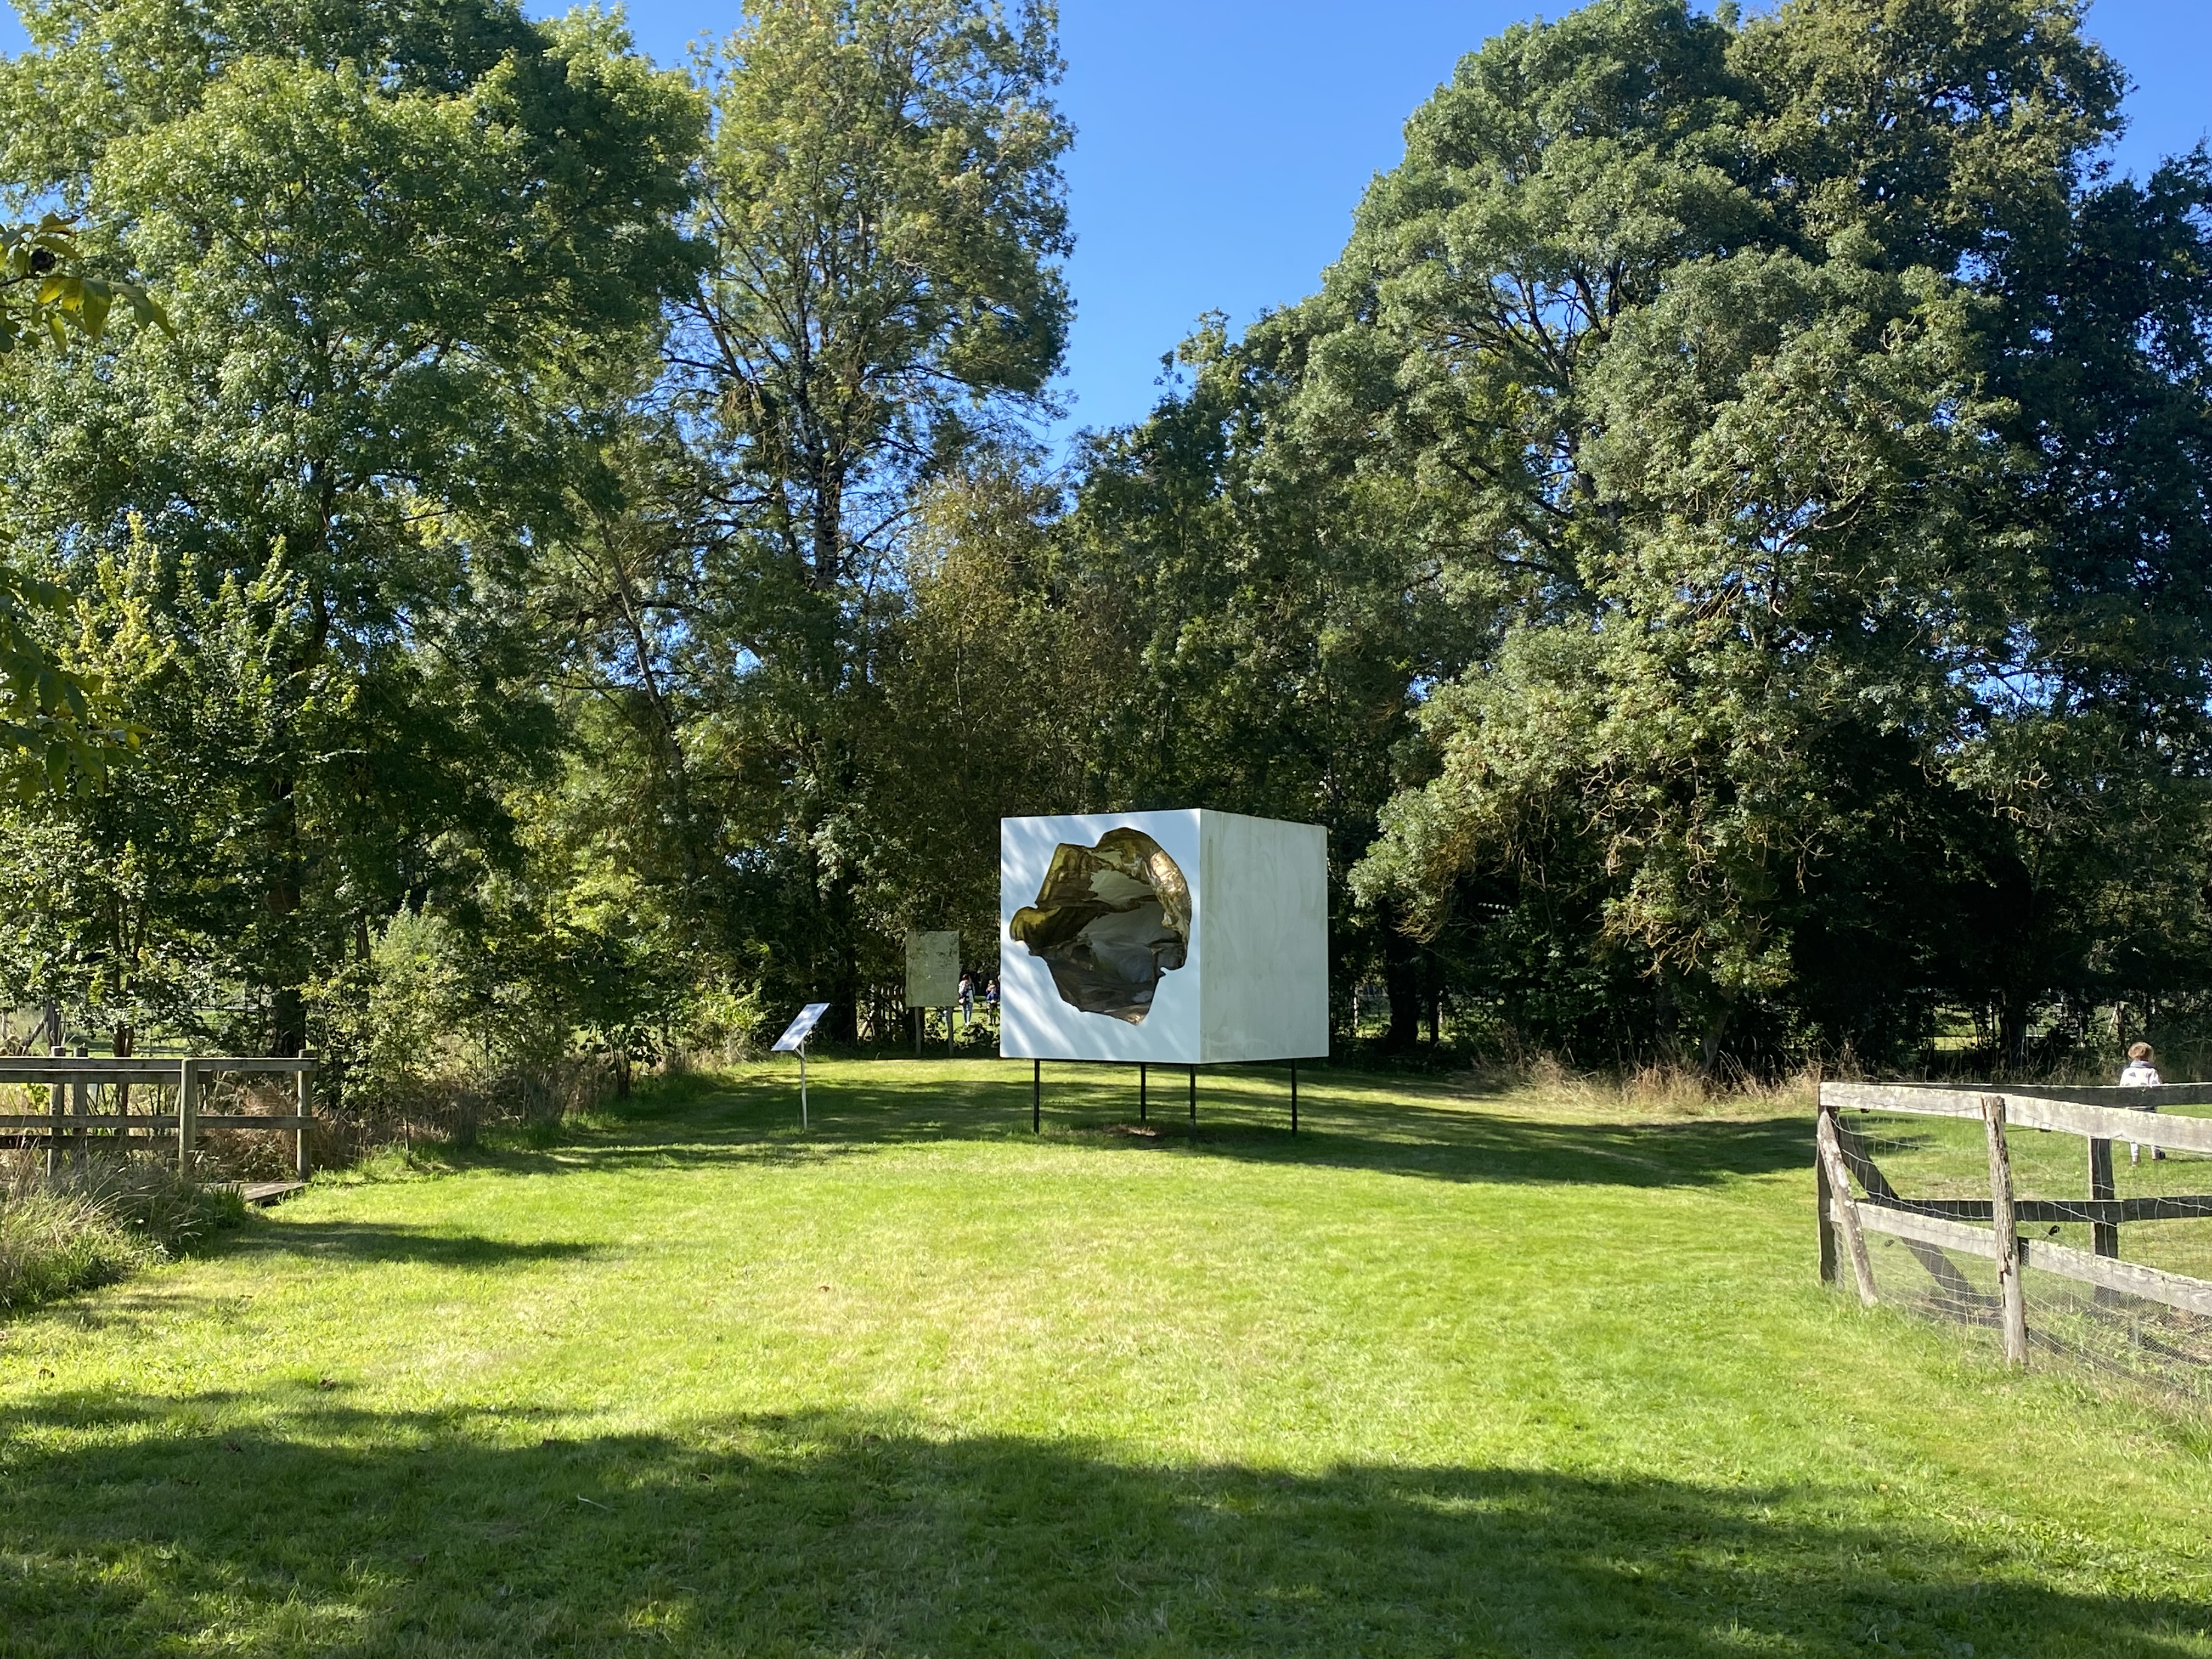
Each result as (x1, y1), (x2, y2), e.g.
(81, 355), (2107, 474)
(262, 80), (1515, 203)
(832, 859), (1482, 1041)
(1997, 995), (2033, 1075)
(266, 770), (307, 1057)
(1382, 917), (1421, 1053)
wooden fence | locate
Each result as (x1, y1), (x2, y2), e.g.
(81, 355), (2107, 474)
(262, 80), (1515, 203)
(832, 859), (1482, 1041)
(0, 1056), (317, 1180)
(1819, 1081), (2212, 1365)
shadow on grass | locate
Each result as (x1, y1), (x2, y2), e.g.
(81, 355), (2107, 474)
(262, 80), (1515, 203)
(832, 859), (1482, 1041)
(225, 1222), (600, 1269)
(0, 1393), (2194, 1657)
(449, 1063), (1812, 1194)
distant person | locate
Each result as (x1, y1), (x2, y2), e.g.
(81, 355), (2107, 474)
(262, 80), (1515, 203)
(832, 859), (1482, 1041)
(2121, 1041), (2164, 1164)
(959, 973), (974, 1026)
(985, 977), (999, 1020)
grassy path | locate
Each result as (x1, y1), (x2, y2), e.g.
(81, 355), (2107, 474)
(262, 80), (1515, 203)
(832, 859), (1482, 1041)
(3, 1060), (2210, 1656)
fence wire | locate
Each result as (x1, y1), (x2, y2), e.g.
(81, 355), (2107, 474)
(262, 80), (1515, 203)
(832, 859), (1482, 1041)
(1839, 1106), (2212, 1401)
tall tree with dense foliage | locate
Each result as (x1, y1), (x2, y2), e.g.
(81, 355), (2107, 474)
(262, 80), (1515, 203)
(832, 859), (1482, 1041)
(0, 0), (699, 1053)
(601, 0), (1074, 1034)
(0, 215), (161, 799)
(1325, 0), (2212, 1070)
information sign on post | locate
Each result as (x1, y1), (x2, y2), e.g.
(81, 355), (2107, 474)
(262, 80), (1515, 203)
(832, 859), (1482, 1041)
(904, 930), (959, 1055)
(772, 1002), (832, 1126)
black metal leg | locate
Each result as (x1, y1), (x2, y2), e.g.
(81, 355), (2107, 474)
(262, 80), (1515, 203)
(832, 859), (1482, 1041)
(1032, 1059), (1041, 1132)
(1188, 1065), (1196, 1123)
(1291, 1059), (1298, 1134)
(1139, 1063), (1147, 1121)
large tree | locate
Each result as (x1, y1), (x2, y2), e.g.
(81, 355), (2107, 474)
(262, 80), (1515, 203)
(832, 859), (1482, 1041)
(1335, 0), (2212, 1070)
(0, 0), (699, 1053)
(594, 0), (1075, 1035)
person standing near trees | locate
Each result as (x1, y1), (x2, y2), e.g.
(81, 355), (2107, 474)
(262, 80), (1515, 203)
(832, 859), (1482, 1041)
(2121, 1042), (2164, 1165)
(958, 973), (974, 1029)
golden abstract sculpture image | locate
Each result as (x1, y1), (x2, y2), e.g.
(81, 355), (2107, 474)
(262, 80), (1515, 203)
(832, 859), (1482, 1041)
(1008, 828), (1189, 1023)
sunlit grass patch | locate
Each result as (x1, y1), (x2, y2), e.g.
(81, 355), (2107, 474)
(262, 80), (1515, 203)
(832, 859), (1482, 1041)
(3, 1058), (2210, 1655)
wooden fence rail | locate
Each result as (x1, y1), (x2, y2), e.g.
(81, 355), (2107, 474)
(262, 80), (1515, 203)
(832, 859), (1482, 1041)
(0, 1056), (317, 1180)
(1819, 1081), (2212, 1366)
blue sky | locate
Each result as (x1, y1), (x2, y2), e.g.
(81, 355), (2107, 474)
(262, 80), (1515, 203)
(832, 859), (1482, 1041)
(4, 0), (2202, 443)
(619, 0), (2212, 446)
(1048, 0), (2212, 443)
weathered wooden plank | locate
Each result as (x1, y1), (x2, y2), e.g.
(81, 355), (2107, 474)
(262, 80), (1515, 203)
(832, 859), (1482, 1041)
(1816, 1146), (1838, 1285)
(1858, 1204), (2212, 1319)
(2018, 1236), (2212, 1319)
(1825, 1080), (2212, 1111)
(0, 1070), (182, 1085)
(1983, 1095), (2028, 1366)
(1857, 1204), (2000, 1257)
(1867, 1203), (2008, 1256)
(0, 1057), (315, 1081)
(1820, 1081), (2212, 1156)
(0, 1114), (179, 1129)
(177, 1058), (197, 1176)
(0, 1070), (188, 1084)
(295, 1066), (313, 1180)
(1822, 1083), (1987, 1119)
(2089, 1136), (2119, 1263)
(2000, 1096), (2212, 1156)
(1863, 1195), (2212, 1224)
(2004, 1082), (2212, 1109)
(219, 1179), (308, 1206)
(0, 1116), (314, 1129)
(1816, 1109), (1877, 1307)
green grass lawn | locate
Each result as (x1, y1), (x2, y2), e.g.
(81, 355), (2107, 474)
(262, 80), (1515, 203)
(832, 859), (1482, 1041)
(4, 1059), (2211, 1656)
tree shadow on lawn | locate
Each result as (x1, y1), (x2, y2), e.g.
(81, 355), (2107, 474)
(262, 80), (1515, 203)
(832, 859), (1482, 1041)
(0, 1393), (2194, 1657)
(460, 1065), (1811, 1194)
(221, 1222), (602, 1271)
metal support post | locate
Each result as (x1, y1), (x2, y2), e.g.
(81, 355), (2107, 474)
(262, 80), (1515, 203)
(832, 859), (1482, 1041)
(1290, 1060), (1299, 1134)
(1188, 1065), (1196, 1124)
(1032, 1059), (1041, 1132)
(800, 1045), (809, 1128)
(1139, 1063), (1147, 1122)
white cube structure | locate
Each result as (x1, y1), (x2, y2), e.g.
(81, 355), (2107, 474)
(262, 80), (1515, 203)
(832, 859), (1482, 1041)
(1000, 810), (1329, 1064)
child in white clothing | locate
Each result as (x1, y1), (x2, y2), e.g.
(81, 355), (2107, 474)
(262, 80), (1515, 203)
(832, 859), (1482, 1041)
(2120, 1041), (2162, 1164)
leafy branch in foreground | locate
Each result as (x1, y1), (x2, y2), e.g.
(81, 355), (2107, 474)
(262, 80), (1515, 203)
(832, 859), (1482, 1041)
(0, 213), (164, 795)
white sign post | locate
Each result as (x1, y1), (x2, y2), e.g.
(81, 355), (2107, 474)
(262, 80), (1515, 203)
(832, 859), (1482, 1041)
(772, 1002), (832, 1126)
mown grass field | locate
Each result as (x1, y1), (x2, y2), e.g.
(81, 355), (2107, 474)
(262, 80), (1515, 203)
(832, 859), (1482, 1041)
(3, 1059), (2211, 1656)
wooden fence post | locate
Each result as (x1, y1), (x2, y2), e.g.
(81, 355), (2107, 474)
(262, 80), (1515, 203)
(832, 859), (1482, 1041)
(1814, 1105), (1877, 1307)
(1981, 1094), (2029, 1367)
(295, 1062), (314, 1181)
(1815, 1122), (1838, 1284)
(71, 1045), (89, 1167)
(177, 1058), (198, 1178)
(2088, 1135), (2118, 1257)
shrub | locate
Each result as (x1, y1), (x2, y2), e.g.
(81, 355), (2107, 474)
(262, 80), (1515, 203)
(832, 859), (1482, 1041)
(0, 1153), (246, 1311)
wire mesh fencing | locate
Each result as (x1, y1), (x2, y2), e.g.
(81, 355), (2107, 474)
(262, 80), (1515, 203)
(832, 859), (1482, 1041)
(1821, 1084), (2212, 1402)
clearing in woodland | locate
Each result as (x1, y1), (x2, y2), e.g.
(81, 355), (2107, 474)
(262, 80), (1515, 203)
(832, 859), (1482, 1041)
(2, 1060), (2210, 1656)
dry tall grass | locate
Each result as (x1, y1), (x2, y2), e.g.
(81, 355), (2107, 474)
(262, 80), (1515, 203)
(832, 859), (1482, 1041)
(1464, 1053), (1822, 1116)
(0, 1149), (245, 1310)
